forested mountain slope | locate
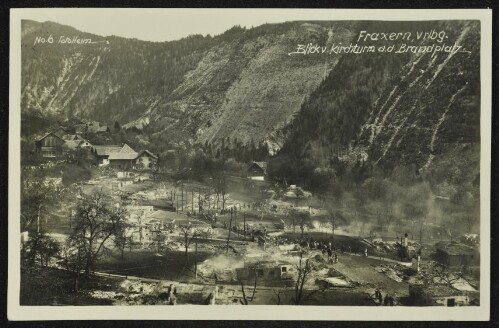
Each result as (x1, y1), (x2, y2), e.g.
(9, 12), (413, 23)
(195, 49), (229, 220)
(22, 20), (481, 194)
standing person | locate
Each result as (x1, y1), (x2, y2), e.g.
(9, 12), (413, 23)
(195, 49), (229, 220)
(365, 248), (368, 257)
(378, 290), (383, 305)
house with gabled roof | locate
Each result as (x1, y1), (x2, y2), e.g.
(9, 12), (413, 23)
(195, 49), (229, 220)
(94, 145), (123, 166)
(94, 143), (138, 169)
(35, 132), (65, 158)
(88, 125), (111, 134)
(247, 161), (268, 181)
(62, 139), (94, 152)
(135, 150), (159, 169)
(52, 127), (69, 138)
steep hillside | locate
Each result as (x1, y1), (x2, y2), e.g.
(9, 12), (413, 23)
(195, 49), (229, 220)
(274, 20), (480, 190)
(22, 20), (215, 126)
(21, 20), (357, 151)
(359, 21), (480, 172)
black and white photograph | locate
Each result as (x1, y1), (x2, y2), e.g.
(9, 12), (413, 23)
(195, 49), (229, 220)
(8, 8), (492, 321)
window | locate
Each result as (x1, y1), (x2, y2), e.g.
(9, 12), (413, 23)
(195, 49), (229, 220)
(281, 266), (287, 273)
(447, 298), (456, 307)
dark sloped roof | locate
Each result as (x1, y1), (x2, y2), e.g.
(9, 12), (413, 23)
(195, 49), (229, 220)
(52, 127), (68, 138)
(94, 145), (122, 156)
(88, 125), (110, 133)
(120, 144), (136, 154)
(63, 140), (84, 150)
(137, 150), (158, 159)
(108, 152), (138, 160)
(93, 143), (138, 159)
(249, 161), (268, 172)
(62, 134), (84, 141)
(254, 162), (267, 169)
(35, 132), (63, 142)
(107, 143), (138, 160)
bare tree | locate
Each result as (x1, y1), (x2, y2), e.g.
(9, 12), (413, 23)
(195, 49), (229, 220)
(23, 231), (59, 268)
(213, 165), (227, 211)
(180, 223), (193, 260)
(292, 252), (317, 305)
(60, 237), (86, 292)
(226, 209), (233, 255)
(238, 271), (258, 305)
(239, 279), (249, 305)
(323, 204), (348, 246)
(272, 288), (283, 305)
(21, 169), (56, 232)
(70, 191), (128, 278)
(289, 210), (311, 240)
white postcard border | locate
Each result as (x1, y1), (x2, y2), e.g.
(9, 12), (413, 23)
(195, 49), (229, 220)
(8, 8), (492, 321)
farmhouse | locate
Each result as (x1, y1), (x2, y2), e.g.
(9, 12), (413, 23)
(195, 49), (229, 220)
(135, 150), (159, 169)
(62, 139), (94, 152)
(94, 145), (123, 165)
(72, 121), (111, 134)
(35, 132), (65, 158)
(52, 127), (69, 138)
(94, 144), (138, 168)
(247, 162), (267, 181)
(108, 153), (139, 169)
(88, 125), (111, 134)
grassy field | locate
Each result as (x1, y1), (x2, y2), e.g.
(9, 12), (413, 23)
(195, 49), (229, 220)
(20, 266), (116, 305)
(94, 247), (214, 283)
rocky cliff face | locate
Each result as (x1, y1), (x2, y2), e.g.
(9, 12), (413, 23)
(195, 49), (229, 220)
(277, 20), (480, 188)
(21, 20), (356, 149)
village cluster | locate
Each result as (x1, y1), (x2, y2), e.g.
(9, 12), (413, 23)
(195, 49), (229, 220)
(21, 120), (481, 307)
(34, 120), (158, 169)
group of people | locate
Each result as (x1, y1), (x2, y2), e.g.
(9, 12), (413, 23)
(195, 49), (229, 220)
(374, 288), (395, 306)
(322, 247), (339, 263)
